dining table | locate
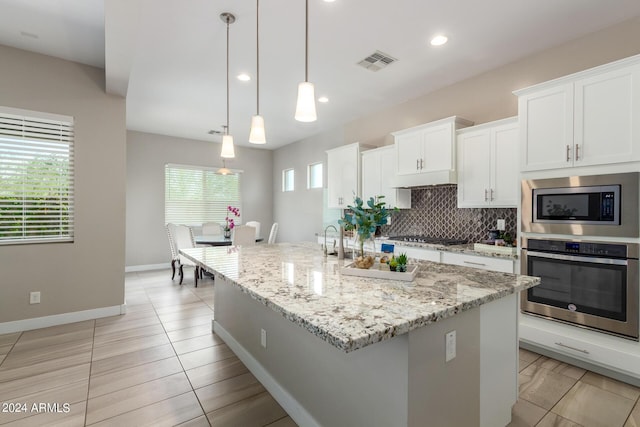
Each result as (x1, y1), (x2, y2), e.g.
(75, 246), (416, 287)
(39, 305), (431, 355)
(195, 234), (264, 246)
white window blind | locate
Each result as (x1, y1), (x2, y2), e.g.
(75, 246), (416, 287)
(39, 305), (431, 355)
(0, 107), (74, 245)
(165, 164), (241, 225)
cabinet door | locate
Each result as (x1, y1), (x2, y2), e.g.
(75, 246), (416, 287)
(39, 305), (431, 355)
(490, 123), (518, 207)
(361, 150), (381, 203)
(519, 84), (574, 171)
(326, 149), (343, 208)
(395, 131), (422, 175)
(457, 130), (491, 208)
(574, 64), (640, 166)
(422, 123), (454, 172)
(327, 144), (360, 208)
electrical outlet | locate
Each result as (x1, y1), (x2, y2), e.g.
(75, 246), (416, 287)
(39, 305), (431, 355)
(260, 328), (267, 348)
(496, 219), (506, 231)
(30, 291), (41, 304)
(445, 330), (456, 362)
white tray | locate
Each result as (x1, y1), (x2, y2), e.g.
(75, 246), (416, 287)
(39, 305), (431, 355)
(340, 263), (418, 282)
(473, 243), (517, 256)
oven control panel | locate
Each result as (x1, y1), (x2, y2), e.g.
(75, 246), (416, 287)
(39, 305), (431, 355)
(526, 239), (628, 258)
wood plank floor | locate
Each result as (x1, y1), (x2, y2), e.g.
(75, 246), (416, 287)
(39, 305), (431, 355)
(1, 268), (639, 426)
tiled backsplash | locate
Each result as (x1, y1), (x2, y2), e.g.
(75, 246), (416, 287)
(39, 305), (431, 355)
(381, 185), (517, 242)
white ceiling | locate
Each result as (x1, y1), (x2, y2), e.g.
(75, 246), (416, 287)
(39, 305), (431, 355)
(2, 1), (640, 150)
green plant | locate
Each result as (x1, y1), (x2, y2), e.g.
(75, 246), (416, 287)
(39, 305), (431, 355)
(338, 196), (395, 258)
(396, 252), (408, 266)
(389, 256), (398, 271)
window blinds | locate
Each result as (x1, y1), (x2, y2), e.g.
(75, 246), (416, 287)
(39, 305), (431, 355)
(0, 107), (74, 245)
(165, 164), (241, 225)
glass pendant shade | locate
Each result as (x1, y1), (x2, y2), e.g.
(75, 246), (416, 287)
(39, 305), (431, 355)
(295, 81), (317, 122)
(217, 166), (231, 175)
(249, 114), (266, 144)
(220, 134), (235, 158)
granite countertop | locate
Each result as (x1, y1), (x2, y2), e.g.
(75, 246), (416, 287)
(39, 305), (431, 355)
(181, 242), (539, 353)
(318, 232), (518, 260)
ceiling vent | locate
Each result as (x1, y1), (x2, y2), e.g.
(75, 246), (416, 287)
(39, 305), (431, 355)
(357, 50), (397, 72)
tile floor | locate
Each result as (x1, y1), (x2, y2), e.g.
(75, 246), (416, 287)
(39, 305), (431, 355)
(0, 268), (638, 426)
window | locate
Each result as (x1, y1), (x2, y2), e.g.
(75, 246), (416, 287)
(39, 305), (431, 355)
(307, 162), (323, 189)
(282, 168), (294, 192)
(0, 107), (74, 245)
(165, 164), (241, 225)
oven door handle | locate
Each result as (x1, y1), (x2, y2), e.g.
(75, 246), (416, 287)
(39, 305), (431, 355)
(526, 250), (628, 266)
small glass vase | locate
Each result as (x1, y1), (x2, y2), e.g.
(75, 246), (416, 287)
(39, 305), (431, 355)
(224, 228), (231, 239)
(352, 234), (376, 269)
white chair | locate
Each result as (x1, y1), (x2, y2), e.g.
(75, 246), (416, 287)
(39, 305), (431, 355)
(202, 221), (222, 235)
(268, 222), (278, 244)
(172, 225), (201, 286)
(232, 225), (256, 247)
(165, 223), (180, 279)
(245, 221), (261, 239)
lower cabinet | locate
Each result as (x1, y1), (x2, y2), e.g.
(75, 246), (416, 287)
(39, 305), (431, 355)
(441, 252), (515, 273)
(520, 314), (640, 381)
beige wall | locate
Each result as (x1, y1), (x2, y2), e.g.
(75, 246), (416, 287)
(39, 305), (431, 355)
(126, 131), (273, 267)
(0, 45), (127, 323)
(274, 16), (640, 241)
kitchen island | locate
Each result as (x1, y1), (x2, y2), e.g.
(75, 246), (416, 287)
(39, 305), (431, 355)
(180, 242), (540, 427)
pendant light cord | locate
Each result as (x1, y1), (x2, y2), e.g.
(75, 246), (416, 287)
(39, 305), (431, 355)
(305, 0), (309, 83)
(226, 16), (230, 134)
(256, 0), (260, 115)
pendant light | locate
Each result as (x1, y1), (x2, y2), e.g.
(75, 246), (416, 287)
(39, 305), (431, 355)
(249, 0), (266, 144)
(294, 0), (317, 122)
(220, 12), (236, 158)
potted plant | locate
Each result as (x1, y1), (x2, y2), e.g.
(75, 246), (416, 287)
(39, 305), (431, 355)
(339, 196), (394, 269)
(396, 252), (408, 272)
(389, 256), (398, 272)
(224, 205), (240, 238)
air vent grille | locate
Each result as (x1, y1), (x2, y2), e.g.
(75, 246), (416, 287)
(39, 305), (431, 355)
(357, 50), (397, 72)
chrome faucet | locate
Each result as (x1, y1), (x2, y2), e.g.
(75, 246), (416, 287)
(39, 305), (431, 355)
(324, 225), (337, 256)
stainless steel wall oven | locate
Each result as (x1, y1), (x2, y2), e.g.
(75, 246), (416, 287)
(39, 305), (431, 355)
(521, 238), (639, 340)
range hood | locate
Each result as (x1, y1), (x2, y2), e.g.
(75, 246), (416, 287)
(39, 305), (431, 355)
(390, 170), (457, 188)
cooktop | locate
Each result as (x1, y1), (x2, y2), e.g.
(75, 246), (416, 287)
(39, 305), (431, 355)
(388, 236), (468, 246)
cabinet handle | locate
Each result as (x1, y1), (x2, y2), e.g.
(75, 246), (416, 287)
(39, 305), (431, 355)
(575, 144), (580, 161)
(490, 189), (494, 201)
(566, 145), (571, 162)
(555, 342), (590, 354)
(416, 159), (420, 171)
(420, 158), (424, 170)
(484, 189), (488, 201)
(464, 260), (486, 267)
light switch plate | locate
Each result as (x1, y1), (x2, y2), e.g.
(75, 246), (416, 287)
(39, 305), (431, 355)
(445, 330), (456, 362)
(496, 219), (505, 231)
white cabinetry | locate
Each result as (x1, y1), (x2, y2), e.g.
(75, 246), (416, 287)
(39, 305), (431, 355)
(326, 143), (362, 209)
(361, 146), (411, 209)
(392, 116), (473, 187)
(516, 57), (640, 172)
(441, 252), (514, 273)
(457, 118), (518, 208)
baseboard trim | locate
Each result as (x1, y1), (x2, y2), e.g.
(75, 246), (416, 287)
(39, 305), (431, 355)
(213, 321), (321, 427)
(125, 263), (167, 273)
(0, 304), (127, 334)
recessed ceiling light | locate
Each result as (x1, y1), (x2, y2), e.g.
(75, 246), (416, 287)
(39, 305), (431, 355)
(318, 96), (329, 103)
(430, 35), (448, 46)
(237, 73), (251, 81)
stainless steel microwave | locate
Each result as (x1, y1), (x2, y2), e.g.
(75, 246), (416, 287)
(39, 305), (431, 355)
(521, 172), (639, 238)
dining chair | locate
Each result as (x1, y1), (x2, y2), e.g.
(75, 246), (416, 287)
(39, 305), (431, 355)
(268, 222), (279, 244)
(202, 221), (222, 235)
(232, 225), (257, 247)
(165, 223), (180, 279)
(172, 224), (201, 286)
(245, 221), (261, 239)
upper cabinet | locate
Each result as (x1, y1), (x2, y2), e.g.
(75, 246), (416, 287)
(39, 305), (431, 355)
(392, 116), (473, 187)
(326, 142), (362, 209)
(361, 146), (411, 209)
(516, 56), (640, 172)
(457, 118), (518, 208)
